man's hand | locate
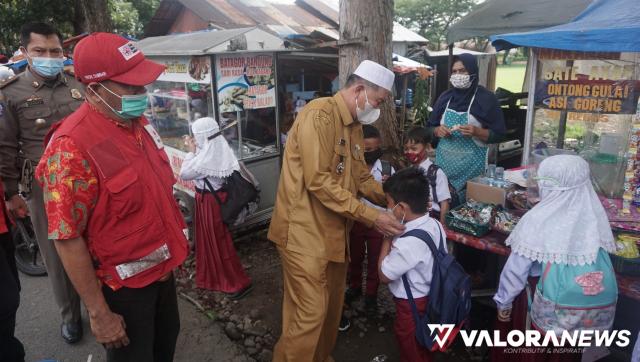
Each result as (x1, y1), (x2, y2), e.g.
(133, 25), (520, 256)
(434, 126), (451, 138)
(374, 212), (405, 238)
(7, 194), (29, 218)
(90, 309), (129, 349)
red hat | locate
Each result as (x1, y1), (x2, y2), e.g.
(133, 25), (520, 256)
(73, 32), (165, 86)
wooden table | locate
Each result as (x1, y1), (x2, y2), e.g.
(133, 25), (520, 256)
(445, 227), (640, 301)
(445, 228), (510, 256)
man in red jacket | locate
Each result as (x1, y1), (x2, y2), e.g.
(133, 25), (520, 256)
(0, 181), (25, 362)
(36, 33), (188, 362)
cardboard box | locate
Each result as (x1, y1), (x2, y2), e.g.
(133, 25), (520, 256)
(466, 177), (509, 206)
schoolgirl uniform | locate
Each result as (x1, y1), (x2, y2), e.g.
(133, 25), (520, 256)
(493, 155), (617, 362)
(180, 117), (251, 297)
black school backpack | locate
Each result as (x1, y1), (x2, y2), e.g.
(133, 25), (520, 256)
(425, 164), (460, 208)
(401, 228), (471, 352)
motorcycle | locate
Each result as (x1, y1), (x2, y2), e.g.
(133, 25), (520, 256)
(11, 216), (46, 276)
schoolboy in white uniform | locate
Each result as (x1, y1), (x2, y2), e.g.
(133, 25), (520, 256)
(378, 167), (446, 362)
(403, 127), (451, 223)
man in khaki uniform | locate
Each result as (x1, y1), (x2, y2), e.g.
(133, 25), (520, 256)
(268, 60), (405, 361)
(0, 22), (84, 343)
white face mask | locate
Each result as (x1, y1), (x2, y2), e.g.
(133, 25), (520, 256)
(355, 89), (380, 125)
(450, 73), (472, 89)
(388, 203), (406, 225)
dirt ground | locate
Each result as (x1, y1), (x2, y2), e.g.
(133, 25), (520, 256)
(176, 230), (500, 362)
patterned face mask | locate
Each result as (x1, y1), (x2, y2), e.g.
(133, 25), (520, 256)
(450, 73), (472, 89)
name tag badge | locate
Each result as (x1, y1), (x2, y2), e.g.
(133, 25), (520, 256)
(144, 124), (164, 149)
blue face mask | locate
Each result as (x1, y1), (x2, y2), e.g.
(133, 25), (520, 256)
(92, 83), (148, 119)
(31, 57), (64, 78)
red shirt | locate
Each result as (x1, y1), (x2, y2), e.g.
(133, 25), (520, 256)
(37, 114), (145, 240)
(0, 181), (8, 234)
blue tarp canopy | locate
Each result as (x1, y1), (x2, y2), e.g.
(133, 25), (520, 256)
(491, 0), (640, 52)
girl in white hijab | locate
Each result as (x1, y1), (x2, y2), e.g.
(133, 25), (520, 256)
(180, 117), (252, 299)
(492, 154), (617, 362)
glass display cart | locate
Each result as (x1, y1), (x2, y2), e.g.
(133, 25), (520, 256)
(138, 28), (286, 233)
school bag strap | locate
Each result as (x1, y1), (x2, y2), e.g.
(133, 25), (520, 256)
(400, 228), (444, 343)
(380, 159), (392, 177)
(425, 164), (440, 204)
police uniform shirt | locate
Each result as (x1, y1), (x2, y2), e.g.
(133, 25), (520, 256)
(0, 68), (84, 196)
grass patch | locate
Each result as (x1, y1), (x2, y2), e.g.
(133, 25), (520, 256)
(496, 64), (527, 93)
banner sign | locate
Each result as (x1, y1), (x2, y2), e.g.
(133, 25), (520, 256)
(536, 63), (640, 115)
(215, 53), (275, 113)
(154, 56), (212, 84)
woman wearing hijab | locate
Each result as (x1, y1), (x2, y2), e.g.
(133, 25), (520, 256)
(492, 155), (618, 362)
(180, 117), (253, 300)
(427, 53), (506, 199)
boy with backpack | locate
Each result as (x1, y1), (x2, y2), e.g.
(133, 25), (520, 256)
(404, 127), (455, 223)
(378, 167), (464, 362)
(344, 125), (394, 316)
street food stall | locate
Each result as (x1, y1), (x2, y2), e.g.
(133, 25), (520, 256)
(137, 27), (287, 234)
(439, 0), (640, 357)
(392, 53), (433, 133)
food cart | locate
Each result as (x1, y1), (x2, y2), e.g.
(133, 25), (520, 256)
(137, 27), (288, 235)
(466, 0), (640, 356)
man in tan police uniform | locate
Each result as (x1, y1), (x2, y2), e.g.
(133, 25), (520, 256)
(268, 60), (405, 361)
(0, 22), (84, 343)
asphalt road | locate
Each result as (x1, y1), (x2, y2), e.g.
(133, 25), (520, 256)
(15, 273), (248, 362)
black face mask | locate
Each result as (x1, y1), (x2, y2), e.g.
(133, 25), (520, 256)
(364, 148), (384, 165)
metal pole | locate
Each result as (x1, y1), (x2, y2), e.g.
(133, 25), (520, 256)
(447, 43), (454, 90)
(400, 74), (409, 133)
(522, 49), (538, 166)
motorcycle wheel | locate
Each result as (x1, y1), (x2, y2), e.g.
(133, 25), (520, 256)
(11, 217), (47, 276)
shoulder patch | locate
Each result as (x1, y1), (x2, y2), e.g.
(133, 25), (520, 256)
(0, 75), (19, 89)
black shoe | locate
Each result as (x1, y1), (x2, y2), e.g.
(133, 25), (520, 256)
(338, 316), (351, 332)
(344, 287), (362, 306)
(61, 321), (83, 344)
(364, 295), (378, 316)
(227, 283), (253, 300)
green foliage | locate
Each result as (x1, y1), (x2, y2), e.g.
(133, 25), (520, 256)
(0, 0), (160, 54)
(395, 0), (475, 50)
(0, 0), (74, 54)
(413, 77), (431, 125)
(110, 0), (142, 37)
(110, 0), (160, 37)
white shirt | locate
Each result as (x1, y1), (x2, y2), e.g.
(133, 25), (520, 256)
(362, 159), (395, 211)
(179, 152), (225, 191)
(381, 215), (447, 299)
(418, 158), (451, 212)
(294, 99), (306, 112)
(493, 253), (542, 311)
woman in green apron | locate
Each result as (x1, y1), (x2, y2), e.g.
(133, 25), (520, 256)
(427, 53), (506, 201)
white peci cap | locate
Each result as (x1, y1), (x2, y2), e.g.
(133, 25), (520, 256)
(353, 60), (395, 91)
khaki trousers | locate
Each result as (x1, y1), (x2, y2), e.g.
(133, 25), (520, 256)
(273, 247), (347, 362)
(27, 181), (81, 324)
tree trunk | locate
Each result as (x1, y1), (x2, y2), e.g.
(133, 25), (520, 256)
(75, 0), (113, 33)
(339, 0), (400, 151)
